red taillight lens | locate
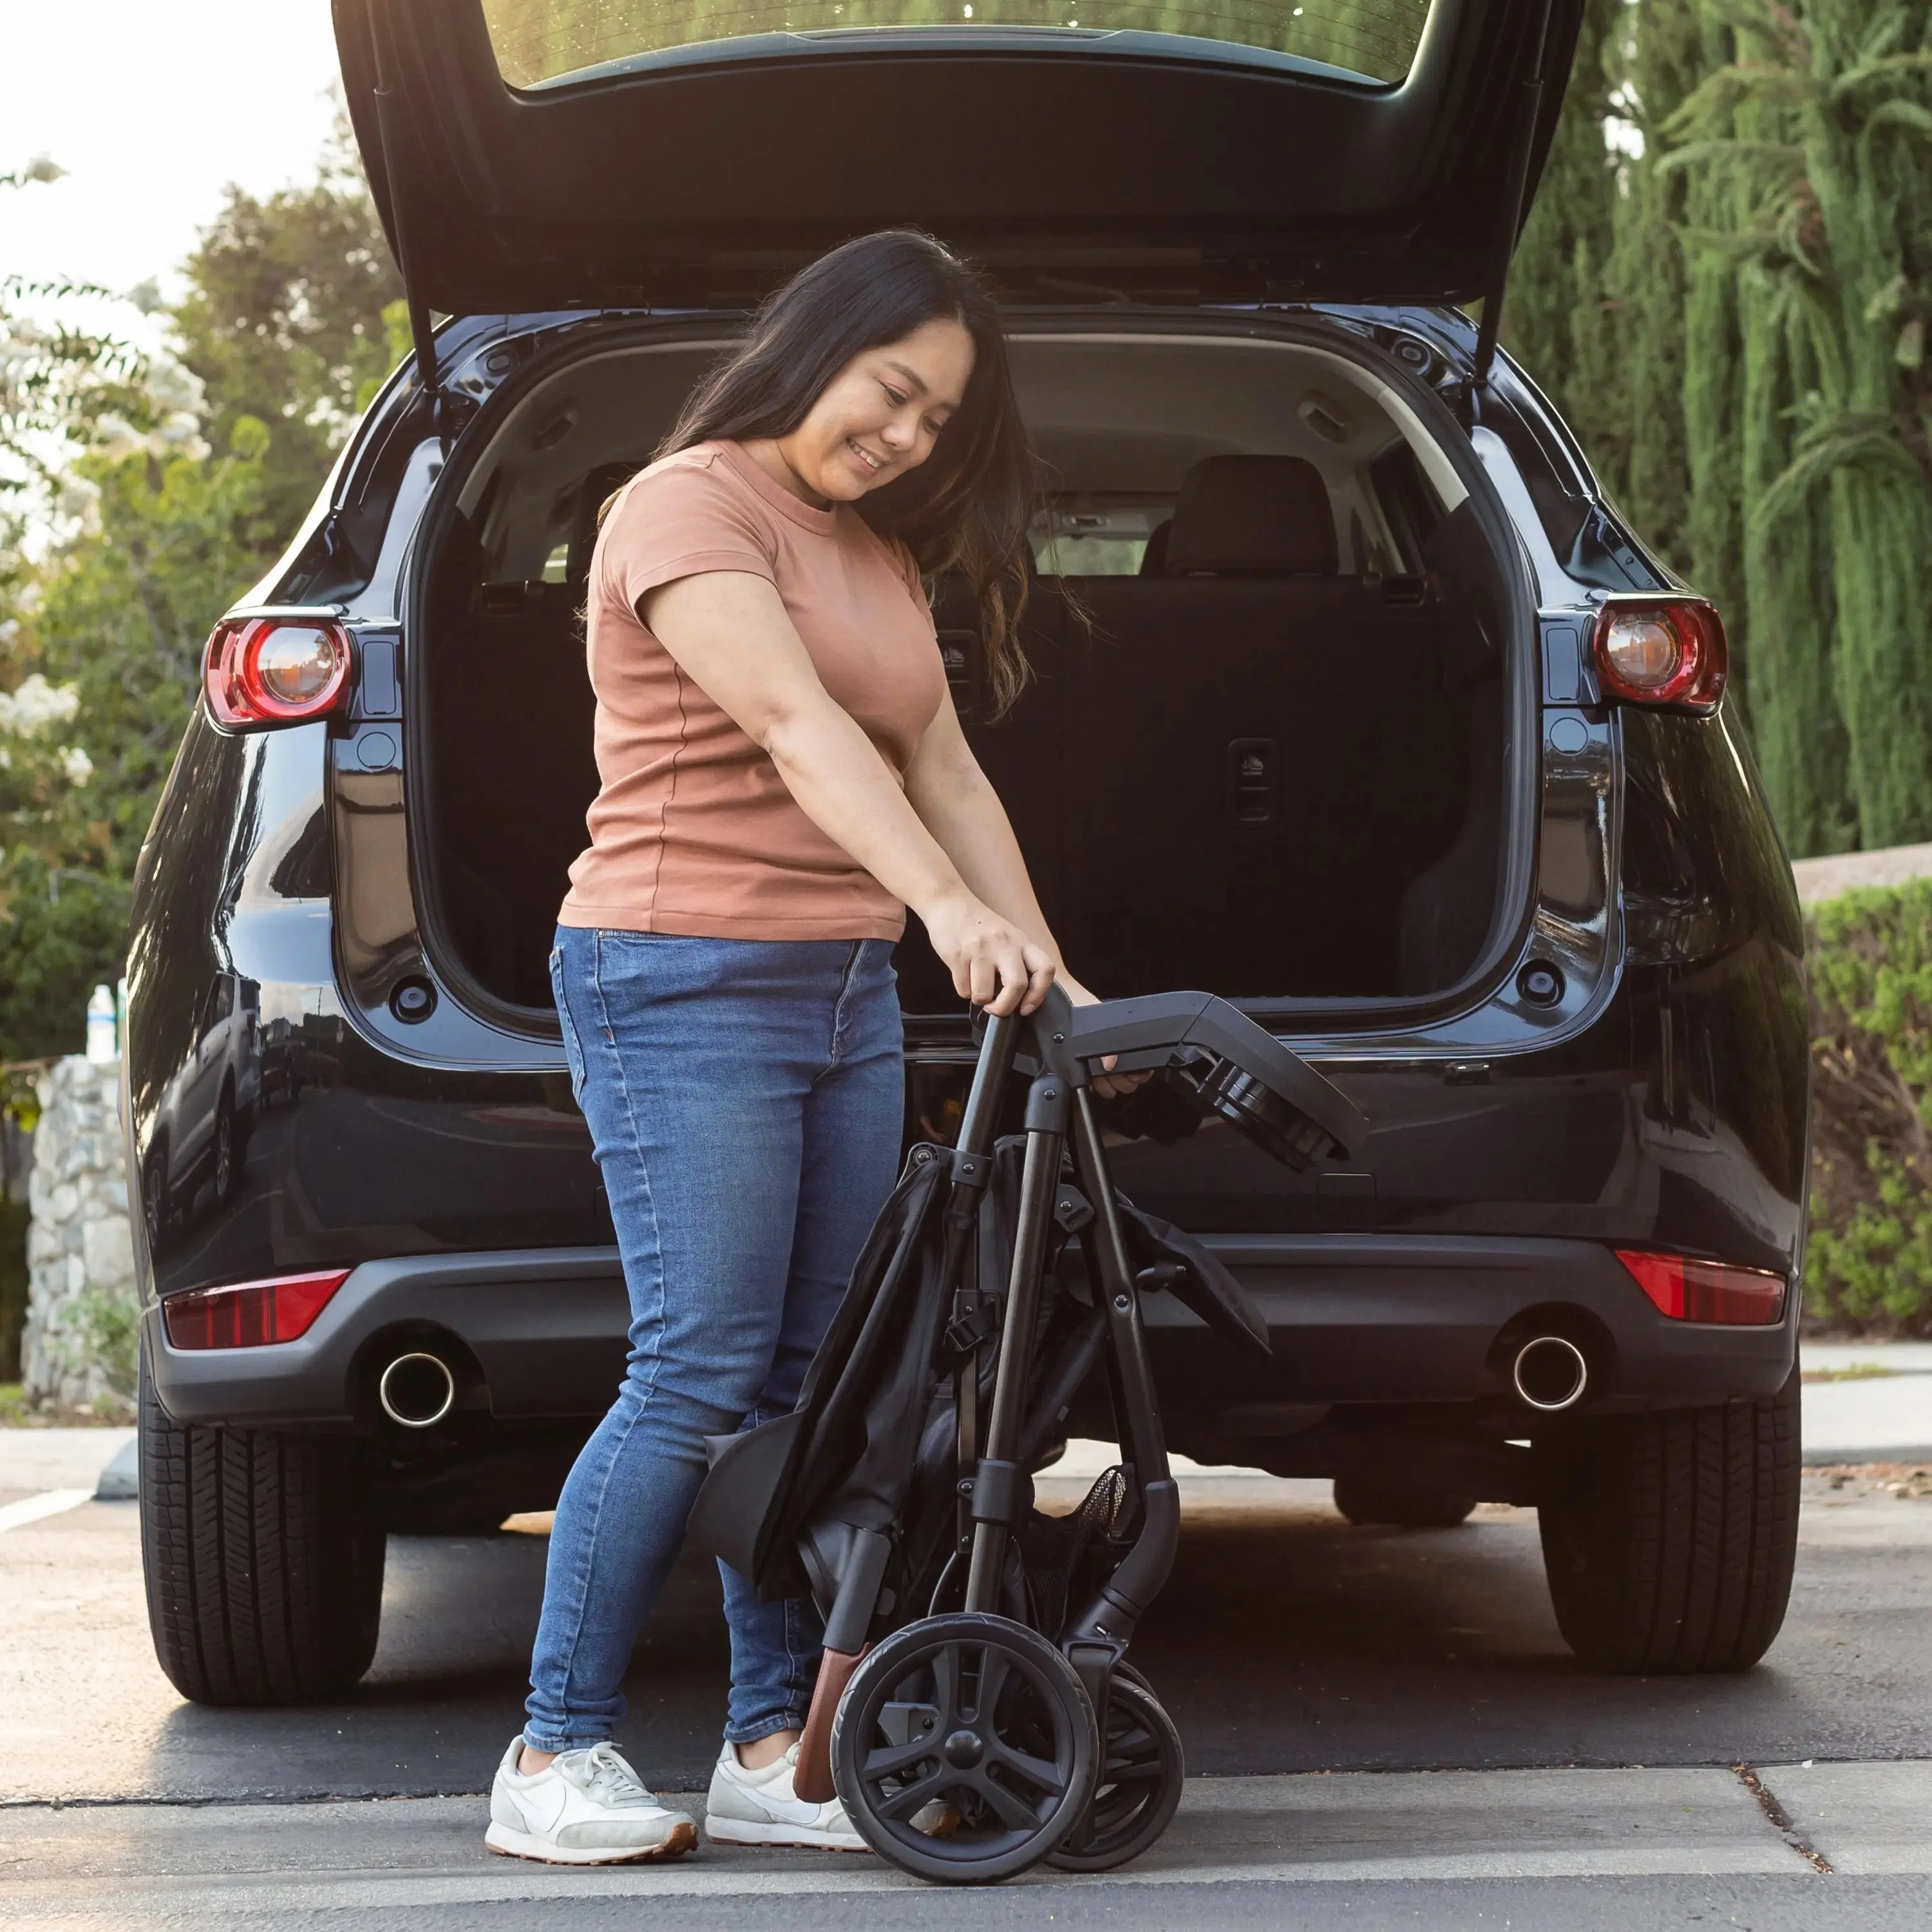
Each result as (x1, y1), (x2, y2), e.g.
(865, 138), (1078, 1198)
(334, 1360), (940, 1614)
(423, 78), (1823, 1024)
(203, 618), (353, 726)
(1616, 1250), (1786, 1325)
(162, 1269), (351, 1349)
(1591, 598), (1728, 711)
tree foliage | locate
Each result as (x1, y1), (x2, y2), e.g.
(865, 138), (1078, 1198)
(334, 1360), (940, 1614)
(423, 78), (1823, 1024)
(1, 140), (397, 1063)
(172, 134), (402, 538)
(1506, 0), (1932, 856)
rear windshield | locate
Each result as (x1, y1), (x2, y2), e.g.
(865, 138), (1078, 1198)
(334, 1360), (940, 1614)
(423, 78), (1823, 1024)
(1032, 496), (1173, 576)
(482, 0), (1431, 91)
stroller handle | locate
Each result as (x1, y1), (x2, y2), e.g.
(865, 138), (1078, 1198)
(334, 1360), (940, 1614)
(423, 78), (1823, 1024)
(971, 984), (1368, 1169)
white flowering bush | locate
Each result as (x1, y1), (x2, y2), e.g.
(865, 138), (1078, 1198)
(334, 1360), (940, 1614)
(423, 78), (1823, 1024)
(1, 118), (401, 1063)
(0, 670), (88, 792)
(0, 670), (80, 737)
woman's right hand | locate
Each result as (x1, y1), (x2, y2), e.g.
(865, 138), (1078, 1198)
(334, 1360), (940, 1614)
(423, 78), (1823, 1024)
(921, 887), (1057, 1016)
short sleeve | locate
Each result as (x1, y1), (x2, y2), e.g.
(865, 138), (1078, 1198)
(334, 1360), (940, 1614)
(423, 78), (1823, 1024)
(600, 455), (777, 616)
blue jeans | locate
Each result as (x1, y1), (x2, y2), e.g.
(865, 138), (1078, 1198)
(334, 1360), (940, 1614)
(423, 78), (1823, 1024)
(524, 927), (904, 1754)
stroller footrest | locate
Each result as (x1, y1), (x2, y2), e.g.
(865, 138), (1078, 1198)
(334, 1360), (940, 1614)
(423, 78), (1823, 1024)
(967, 1458), (1034, 1528)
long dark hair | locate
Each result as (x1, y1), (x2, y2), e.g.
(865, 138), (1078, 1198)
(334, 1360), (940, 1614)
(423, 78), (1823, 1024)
(656, 231), (1038, 714)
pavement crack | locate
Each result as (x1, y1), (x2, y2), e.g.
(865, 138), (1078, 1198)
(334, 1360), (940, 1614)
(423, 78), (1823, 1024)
(1732, 1761), (1832, 1873)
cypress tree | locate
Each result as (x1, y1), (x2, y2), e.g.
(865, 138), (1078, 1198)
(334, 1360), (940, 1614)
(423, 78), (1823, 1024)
(1600, 0), (1706, 568)
(1731, 6), (1853, 853)
(1801, 0), (1932, 846)
(1504, 0), (1622, 455)
(1740, 267), (1855, 852)
(1638, 0), (1932, 852)
(1680, 5), (1746, 647)
(1667, 0), (1855, 848)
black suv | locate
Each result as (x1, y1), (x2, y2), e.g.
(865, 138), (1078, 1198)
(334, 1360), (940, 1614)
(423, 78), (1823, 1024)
(128, 0), (1808, 1707)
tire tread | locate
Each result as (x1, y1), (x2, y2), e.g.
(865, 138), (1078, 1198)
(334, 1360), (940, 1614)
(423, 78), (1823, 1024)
(1539, 1371), (1799, 1674)
(139, 1349), (383, 1705)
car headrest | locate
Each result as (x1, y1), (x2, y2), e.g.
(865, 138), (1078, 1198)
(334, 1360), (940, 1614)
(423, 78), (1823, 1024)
(1139, 518), (1173, 576)
(1165, 456), (1339, 576)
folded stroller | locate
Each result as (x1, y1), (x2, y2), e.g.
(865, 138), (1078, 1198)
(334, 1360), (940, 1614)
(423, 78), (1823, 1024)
(689, 985), (1365, 1884)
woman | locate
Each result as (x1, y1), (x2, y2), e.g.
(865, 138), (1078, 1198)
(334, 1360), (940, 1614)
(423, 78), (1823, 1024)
(486, 230), (1111, 1865)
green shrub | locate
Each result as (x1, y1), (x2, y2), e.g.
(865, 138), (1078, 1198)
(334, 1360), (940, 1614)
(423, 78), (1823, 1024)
(73, 1283), (140, 1405)
(1805, 879), (1932, 1333)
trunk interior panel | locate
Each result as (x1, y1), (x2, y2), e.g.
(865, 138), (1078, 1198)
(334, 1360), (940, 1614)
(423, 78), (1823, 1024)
(412, 327), (1517, 1021)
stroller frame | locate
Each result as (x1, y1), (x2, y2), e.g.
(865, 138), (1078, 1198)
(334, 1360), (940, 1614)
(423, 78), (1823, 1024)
(695, 983), (1366, 1881)
(949, 1002), (1177, 1678)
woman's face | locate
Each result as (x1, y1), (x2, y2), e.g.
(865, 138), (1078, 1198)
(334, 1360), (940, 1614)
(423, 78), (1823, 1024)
(777, 317), (976, 504)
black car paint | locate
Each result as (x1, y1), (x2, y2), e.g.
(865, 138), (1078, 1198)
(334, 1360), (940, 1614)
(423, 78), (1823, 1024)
(339, 0), (1584, 314)
(126, 301), (1807, 1472)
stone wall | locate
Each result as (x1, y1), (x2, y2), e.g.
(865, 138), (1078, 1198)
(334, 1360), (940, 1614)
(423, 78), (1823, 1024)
(23, 1057), (138, 1414)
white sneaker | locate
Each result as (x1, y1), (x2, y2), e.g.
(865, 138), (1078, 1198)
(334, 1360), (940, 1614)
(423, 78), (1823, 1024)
(485, 1736), (698, 1865)
(704, 1739), (867, 1851)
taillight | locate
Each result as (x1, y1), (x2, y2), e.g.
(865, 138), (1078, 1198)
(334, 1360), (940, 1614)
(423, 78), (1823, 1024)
(1616, 1250), (1786, 1325)
(1591, 598), (1727, 711)
(162, 1269), (351, 1349)
(203, 617), (353, 727)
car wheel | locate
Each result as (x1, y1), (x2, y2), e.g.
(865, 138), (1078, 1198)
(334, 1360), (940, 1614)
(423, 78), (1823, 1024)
(138, 1343), (386, 1703)
(1332, 1474), (1477, 1529)
(212, 1091), (238, 1203)
(142, 1141), (170, 1249)
(1537, 1368), (1799, 1673)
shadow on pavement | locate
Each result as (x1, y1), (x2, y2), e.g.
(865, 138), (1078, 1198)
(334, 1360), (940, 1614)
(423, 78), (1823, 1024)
(118, 1488), (1932, 1803)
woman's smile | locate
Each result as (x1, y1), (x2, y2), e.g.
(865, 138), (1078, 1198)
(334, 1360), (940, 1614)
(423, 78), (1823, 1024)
(846, 437), (887, 476)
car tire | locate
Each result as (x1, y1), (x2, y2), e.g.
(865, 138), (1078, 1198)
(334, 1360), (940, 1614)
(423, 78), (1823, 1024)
(142, 1139), (170, 1249)
(1332, 1474), (1478, 1529)
(212, 1090), (238, 1204)
(138, 1345), (386, 1704)
(1537, 1369), (1800, 1674)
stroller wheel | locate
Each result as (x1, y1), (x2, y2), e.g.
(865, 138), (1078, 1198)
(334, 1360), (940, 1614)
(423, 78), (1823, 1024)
(1047, 1671), (1184, 1871)
(830, 1611), (1099, 1884)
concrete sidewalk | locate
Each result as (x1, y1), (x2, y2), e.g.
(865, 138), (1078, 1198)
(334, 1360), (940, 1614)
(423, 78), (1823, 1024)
(1, 1759), (1921, 1923)
(1801, 1342), (1932, 1464)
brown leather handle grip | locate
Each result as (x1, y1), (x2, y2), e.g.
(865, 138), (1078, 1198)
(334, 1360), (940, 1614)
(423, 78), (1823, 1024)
(793, 1645), (865, 1804)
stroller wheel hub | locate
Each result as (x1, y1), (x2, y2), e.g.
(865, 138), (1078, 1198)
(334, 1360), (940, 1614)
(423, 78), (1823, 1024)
(831, 1612), (1099, 1882)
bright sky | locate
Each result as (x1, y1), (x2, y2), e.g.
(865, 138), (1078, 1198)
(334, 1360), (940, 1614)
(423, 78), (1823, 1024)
(1, 1), (345, 317)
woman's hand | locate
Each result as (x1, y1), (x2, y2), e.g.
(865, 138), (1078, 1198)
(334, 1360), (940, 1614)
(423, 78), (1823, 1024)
(921, 887), (1057, 1017)
(1058, 972), (1152, 1099)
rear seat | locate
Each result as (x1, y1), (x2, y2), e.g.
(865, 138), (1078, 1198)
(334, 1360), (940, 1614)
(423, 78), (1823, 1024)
(1056, 455), (1475, 998)
(893, 571), (1074, 1013)
(422, 509), (600, 1009)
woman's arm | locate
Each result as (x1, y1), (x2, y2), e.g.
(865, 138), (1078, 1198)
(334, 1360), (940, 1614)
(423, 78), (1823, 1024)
(902, 692), (1066, 974)
(638, 570), (1054, 1015)
(904, 694), (1146, 1092)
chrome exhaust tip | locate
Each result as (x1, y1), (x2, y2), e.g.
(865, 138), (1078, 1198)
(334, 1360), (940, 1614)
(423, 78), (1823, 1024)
(378, 1350), (456, 1428)
(1511, 1335), (1589, 1412)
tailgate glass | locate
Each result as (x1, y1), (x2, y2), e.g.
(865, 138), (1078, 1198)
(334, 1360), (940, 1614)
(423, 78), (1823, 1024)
(481, 0), (1432, 90)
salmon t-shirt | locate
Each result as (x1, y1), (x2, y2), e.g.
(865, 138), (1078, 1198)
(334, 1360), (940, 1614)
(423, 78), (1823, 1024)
(559, 440), (947, 941)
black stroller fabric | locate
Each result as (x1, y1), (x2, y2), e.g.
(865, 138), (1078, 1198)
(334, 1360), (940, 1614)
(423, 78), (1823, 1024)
(687, 1133), (1269, 1618)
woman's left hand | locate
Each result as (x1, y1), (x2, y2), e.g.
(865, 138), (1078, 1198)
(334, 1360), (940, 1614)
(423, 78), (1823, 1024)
(1058, 973), (1153, 1099)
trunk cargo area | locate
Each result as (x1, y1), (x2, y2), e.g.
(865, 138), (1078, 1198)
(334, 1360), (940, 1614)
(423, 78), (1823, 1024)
(411, 323), (1522, 1021)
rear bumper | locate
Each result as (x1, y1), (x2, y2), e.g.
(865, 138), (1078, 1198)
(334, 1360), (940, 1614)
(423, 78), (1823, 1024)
(1144, 1233), (1796, 1435)
(146, 1247), (630, 1428)
(146, 1234), (1795, 1430)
